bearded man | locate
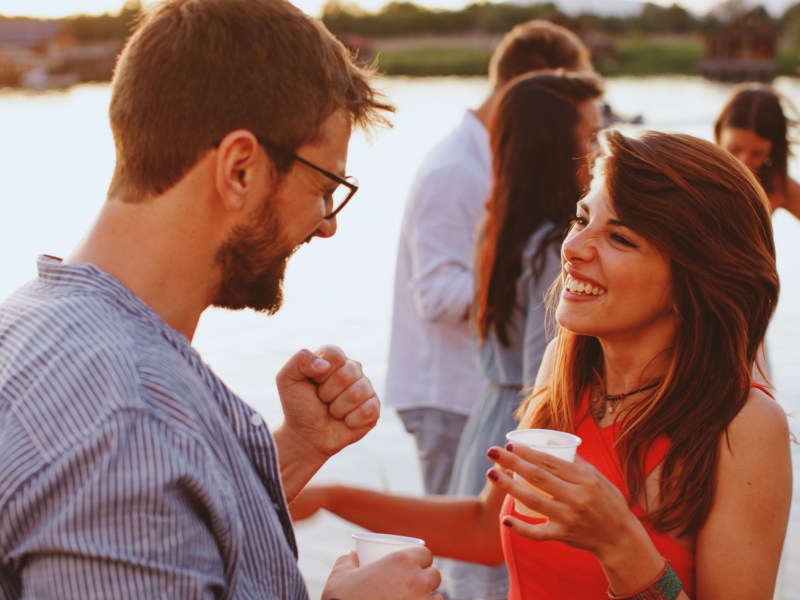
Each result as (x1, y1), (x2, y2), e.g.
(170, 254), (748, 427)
(0, 1), (441, 598)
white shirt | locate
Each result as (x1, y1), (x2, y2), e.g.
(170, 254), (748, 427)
(385, 111), (491, 415)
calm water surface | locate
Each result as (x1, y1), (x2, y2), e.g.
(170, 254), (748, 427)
(0, 75), (798, 598)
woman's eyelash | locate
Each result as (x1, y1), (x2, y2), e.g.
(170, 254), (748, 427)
(570, 216), (587, 226)
(611, 232), (638, 248)
(569, 216), (639, 249)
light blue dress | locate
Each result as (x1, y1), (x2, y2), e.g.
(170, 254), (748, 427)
(439, 224), (562, 600)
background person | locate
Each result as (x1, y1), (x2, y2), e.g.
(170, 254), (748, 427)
(715, 82), (800, 219)
(292, 130), (792, 599)
(384, 19), (594, 496)
(440, 70), (602, 600)
(0, 1), (441, 598)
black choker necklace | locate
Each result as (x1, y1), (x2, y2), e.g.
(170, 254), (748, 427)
(592, 381), (660, 422)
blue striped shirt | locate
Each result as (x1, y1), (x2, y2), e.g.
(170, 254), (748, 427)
(0, 256), (308, 599)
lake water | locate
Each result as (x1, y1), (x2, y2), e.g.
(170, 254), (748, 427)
(0, 75), (798, 598)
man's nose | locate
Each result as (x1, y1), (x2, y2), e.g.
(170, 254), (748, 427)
(313, 216), (337, 240)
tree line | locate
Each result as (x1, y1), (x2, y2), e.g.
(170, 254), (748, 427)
(14, 0), (800, 49)
(321, 1), (800, 46)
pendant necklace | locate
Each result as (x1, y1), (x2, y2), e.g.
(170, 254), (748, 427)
(592, 381), (660, 422)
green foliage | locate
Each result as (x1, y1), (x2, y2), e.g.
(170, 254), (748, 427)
(366, 36), (709, 77)
(600, 36), (704, 76)
(322, 0), (707, 38)
(777, 42), (800, 73)
(63, 0), (141, 42)
(374, 46), (493, 76)
(781, 2), (800, 47)
(634, 3), (696, 33)
(322, 1), (564, 37)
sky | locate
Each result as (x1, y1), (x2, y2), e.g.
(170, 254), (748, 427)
(1, 0), (723, 20)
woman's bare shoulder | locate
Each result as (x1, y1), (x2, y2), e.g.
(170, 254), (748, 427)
(723, 386), (790, 458)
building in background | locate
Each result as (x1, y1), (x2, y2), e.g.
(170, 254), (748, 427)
(698, 7), (779, 81)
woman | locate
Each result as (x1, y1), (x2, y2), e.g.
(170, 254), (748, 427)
(715, 83), (800, 219)
(440, 70), (602, 600)
(485, 129), (791, 598)
(293, 133), (791, 597)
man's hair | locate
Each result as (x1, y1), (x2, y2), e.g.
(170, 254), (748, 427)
(489, 20), (593, 89)
(108, 0), (392, 201)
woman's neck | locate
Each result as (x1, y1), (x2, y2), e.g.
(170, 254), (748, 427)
(597, 340), (672, 395)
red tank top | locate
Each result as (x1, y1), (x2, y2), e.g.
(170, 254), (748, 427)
(500, 388), (696, 599)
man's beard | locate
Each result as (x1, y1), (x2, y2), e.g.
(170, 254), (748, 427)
(211, 193), (297, 313)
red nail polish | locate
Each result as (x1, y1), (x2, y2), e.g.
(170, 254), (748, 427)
(487, 448), (500, 459)
(505, 443), (514, 452)
(487, 469), (499, 482)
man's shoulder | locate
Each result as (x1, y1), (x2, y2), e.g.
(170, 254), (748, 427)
(418, 116), (487, 173)
(0, 283), (208, 458)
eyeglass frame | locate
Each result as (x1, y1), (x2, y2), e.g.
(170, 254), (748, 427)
(212, 134), (359, 219)
(255, 136), (358, 219)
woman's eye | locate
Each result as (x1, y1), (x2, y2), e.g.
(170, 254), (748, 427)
(611, 232), (638, 248)
(566, 216), (587, 236)
(570, 216), (587, 228)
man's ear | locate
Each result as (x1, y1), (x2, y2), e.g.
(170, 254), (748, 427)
(214, 129), (262, 211)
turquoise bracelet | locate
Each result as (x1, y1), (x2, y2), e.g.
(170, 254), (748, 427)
(607, 559), (682, 600)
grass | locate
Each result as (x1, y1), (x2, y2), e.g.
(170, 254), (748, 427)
(373, 46), (493, 77)
(600, 36), (704, 77)
(367, 35), (799, 79)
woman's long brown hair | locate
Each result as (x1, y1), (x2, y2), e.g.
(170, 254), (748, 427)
(475, 71), (602, 345)
(522, 130), (779, 537)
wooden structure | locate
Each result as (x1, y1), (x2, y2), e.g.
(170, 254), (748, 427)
(698, 7), (779, 82)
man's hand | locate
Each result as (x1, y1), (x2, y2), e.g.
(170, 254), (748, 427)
(322, 549), (443, 600)
(273, 346), (380, 501)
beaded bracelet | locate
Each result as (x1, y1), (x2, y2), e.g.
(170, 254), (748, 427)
(607, 559), (682, 600)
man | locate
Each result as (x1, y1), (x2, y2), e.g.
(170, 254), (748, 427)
(0, 1), (440, 598)
(385, 20), (595, 495)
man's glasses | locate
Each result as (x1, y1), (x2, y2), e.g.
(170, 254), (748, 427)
(255, 136), (358, 219)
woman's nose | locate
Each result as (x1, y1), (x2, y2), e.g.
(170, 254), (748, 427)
(562, 228), (593, 263)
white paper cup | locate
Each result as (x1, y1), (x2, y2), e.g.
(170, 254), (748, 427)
(352, 532), (426, 566)
(505, 428), (582, 518)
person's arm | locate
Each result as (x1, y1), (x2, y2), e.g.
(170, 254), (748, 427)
(521, 249), (561, 387)
(409, 169), (485, 323)
(273, 346), (380, 503)
(516, 337), (557, 425)
(780, 176), (800, 219)
(291, 482), (506, 565)
(693, 386), (791, 598)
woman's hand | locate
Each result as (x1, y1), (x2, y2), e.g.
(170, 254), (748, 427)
(485, 444), (662, 576)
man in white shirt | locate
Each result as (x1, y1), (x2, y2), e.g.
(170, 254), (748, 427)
(385, 20), (594, 494)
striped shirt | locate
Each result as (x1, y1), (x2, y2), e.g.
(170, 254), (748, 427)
(0, 256), (308, 599)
